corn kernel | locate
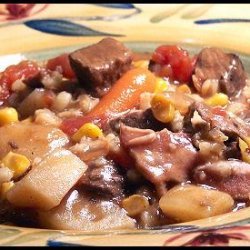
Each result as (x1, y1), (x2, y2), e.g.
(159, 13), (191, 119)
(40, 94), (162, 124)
(122, 194), (149, 217)
(243, 136), (250, 148)
(132, 60), (149, 69)
(151, 94), (175, 123)
(0, 107), (18, 126)
(1, 181), (14, 200)
(154, 78), (168, 93)
(239, 138), (250, 163)
(72, 123), (103, 142)
(205, 93), (229, 107)
(176, 84), (192, 94)
(2, 152), (30, 179)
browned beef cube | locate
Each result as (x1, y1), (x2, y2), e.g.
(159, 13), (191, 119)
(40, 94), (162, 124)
(69, 37), (132, 97)
(109, 109), (166, 134)
(192, 48), (247, 97)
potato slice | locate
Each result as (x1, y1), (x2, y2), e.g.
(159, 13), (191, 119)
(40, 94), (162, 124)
(7, 149), (87, 210)
(38, 189), (136, 230)
(0, 123), (69, 163)
(159, 184), (234, 222)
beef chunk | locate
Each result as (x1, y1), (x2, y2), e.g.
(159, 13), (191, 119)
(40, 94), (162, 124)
(185, 102), (250, 140)
(120, 125), (198, 195)
(79, 157), (124, 199)
(109, 109), (165, 134)
(223, 140), (241, 160)
(193, 160), (250, 200)
(69, 37), (132, 97)
(23, 71), (43, 88)
(192, 48), (246, 97)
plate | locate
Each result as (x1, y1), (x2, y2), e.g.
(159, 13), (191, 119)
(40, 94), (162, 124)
(0, 3), (250, 246)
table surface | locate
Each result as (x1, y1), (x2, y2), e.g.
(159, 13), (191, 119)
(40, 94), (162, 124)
(1, 3), (250, 55)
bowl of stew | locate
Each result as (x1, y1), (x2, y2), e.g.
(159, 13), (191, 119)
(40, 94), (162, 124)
(1, 2), (250, 246)
(0, 36), (249, 246)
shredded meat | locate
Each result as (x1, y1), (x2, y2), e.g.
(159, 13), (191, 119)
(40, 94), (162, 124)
(79, 157), (124, 199)
(185, 102), (250, 140)
(109, 109), (165, 134)
(193, 160), (250, 200)
(120, 125), (198, 195)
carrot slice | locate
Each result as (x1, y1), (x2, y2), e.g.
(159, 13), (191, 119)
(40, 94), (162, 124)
(61, 67), (157, 135)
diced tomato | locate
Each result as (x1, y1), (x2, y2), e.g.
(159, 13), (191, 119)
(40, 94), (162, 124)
(0, 82), (10, 102)
(61, 114), (108, 136)
(46, 53), (75, 79)
(151, 45), (194, 83)
(0, 60), (40, 87)
(0, 60), (40, 102)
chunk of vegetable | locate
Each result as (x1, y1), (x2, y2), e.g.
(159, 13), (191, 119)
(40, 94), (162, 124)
(205, 93), (229, 107)
(151, 45), (194, 83)
(61, 67), (157, 135)
(122, 194), (149, 217)
(72, 123), (103, 142)
(46, 53), (75, 79)
(0, 82), (10, 103)
(151, 94), (175, 123)
(0, 123), (69, 163)
(0, 107), (18, 126)
(38, 189), (136, 230)
(0, 60), (40, 102)
(1, 181), (14, 200)
(154, 77), (168, 93)
(159, 184), (234, 222)
(1, 152), (30, 179)
(243, 137), (250, 148)
(7, 149), (87, 210)
(0, 167), (13, 184)
(239, 138), (250, 163)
